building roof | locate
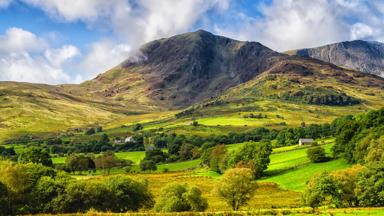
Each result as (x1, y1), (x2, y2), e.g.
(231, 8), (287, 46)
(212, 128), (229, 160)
(299, 138), (314, 142)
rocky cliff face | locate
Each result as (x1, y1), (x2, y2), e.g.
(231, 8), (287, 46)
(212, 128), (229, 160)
(293, 40), (384, 78)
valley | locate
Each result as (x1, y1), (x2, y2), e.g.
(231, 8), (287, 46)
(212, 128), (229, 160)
(1, 30), (384, 215)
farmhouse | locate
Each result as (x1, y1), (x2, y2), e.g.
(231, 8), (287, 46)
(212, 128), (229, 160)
(299, 138), (314, 145)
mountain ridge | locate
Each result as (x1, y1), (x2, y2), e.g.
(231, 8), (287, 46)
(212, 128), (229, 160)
(289, 40), (384, 77)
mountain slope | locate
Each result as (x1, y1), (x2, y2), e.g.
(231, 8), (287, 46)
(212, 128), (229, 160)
(290, 40), (384, 77)
(84, 30), (286, 108)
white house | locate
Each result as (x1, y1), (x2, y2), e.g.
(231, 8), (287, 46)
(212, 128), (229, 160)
(125, 136), (135, 143)
(299, 138), (314, 146)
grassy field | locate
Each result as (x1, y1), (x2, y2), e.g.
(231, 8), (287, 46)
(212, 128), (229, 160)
(262, 158), (351, 191)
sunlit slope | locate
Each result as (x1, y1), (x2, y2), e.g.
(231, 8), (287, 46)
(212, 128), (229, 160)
(0, 82), (126, 142)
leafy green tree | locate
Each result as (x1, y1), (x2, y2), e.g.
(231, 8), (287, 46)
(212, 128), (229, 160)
(215, 168), (257, 210)
(18, 147), (53, 167)
(65, 154), (95, 174)
(209, 144), (227, 173)
(104, 176), (154, 212)
(179, 143), (200, 161)
(330, 165), (365, 207)
(85, 127), (95, 135)
(94, 151), (118, 174)
(228, 141), (272, 178)
(133, 123), (143, 131)
(307, 145), (328, 163)
(302, 172), (341, 208)
(139, 160), (157, 171)
(155, 183), (207, 212)
(356, 162), (384, 206)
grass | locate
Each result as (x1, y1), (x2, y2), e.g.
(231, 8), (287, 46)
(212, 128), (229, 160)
(261, 158), (351, 192)
(157, 159), (201, 172)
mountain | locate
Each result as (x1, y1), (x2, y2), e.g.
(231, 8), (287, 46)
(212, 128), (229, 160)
(290, 40), (384, 77)
(1, 30), (384, 142)
(83, 30), (285, 108)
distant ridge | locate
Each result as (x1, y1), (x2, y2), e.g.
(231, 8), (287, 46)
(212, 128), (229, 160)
(289, 40), (384, 78)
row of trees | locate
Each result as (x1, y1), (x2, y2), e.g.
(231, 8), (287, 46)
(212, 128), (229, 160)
(0, 159), (260, 214)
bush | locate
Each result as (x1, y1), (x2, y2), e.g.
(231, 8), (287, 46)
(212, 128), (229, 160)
(307, 145), (328, 163)
(155, 183), (207, 212)
(140, 160), (157, 171)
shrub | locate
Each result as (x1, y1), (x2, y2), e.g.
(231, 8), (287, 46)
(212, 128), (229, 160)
(140, 160), (157, 171)
(307, 145), (328, 163)
(155, 183), (207, 212)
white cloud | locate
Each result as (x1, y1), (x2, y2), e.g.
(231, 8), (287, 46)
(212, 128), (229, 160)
(0, 52), (70, 84)
(350, 23), (374, 40)
(81, 40), (131, 78)
(0, 27), (46, 53)
(214, 0), (384, 51)
(0, 27), (79, 84)
(44, 45), (80, 67)
(22, 0), (231, 81)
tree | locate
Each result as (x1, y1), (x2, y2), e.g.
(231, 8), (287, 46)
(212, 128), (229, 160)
(94, 151), (118, 174)
(65, 154), (95, 174)
(99, 133), (110, 145)
(215, 168), (257, 210)
(133, 123), (143, 131)
(85, 127), (95, 135)
(209, 144), (227, 173)
(331, 165), (365, 207)
(356, 162), (384, 206)
(302, 172), (341, 208)
(228, 141), (272, 178)
(307, 145), (328, 163)
(178, 143), (200, 161)
(155, 183), (207, 212)
(18, 147), (53, 167)
(139, 160), (157, 171)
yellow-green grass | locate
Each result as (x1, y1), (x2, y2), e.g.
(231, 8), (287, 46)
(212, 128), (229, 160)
(261, 159), (351, 192)
(267, 143), (333, 172)
(157, 159), (201, 171)
(123, 172), (301, 211)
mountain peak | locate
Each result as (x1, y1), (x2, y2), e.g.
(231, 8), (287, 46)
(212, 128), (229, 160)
(292, 40), (384, 77)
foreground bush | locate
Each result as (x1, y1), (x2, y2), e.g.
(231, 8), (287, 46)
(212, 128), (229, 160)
(215, 168), (257, 210)
(155, 183), (208, 212)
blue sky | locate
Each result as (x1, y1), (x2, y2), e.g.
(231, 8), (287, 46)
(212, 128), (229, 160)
(0, 0), (383, 84)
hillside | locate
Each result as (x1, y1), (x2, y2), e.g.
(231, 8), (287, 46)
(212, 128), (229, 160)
(289, 40), (384, 77)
